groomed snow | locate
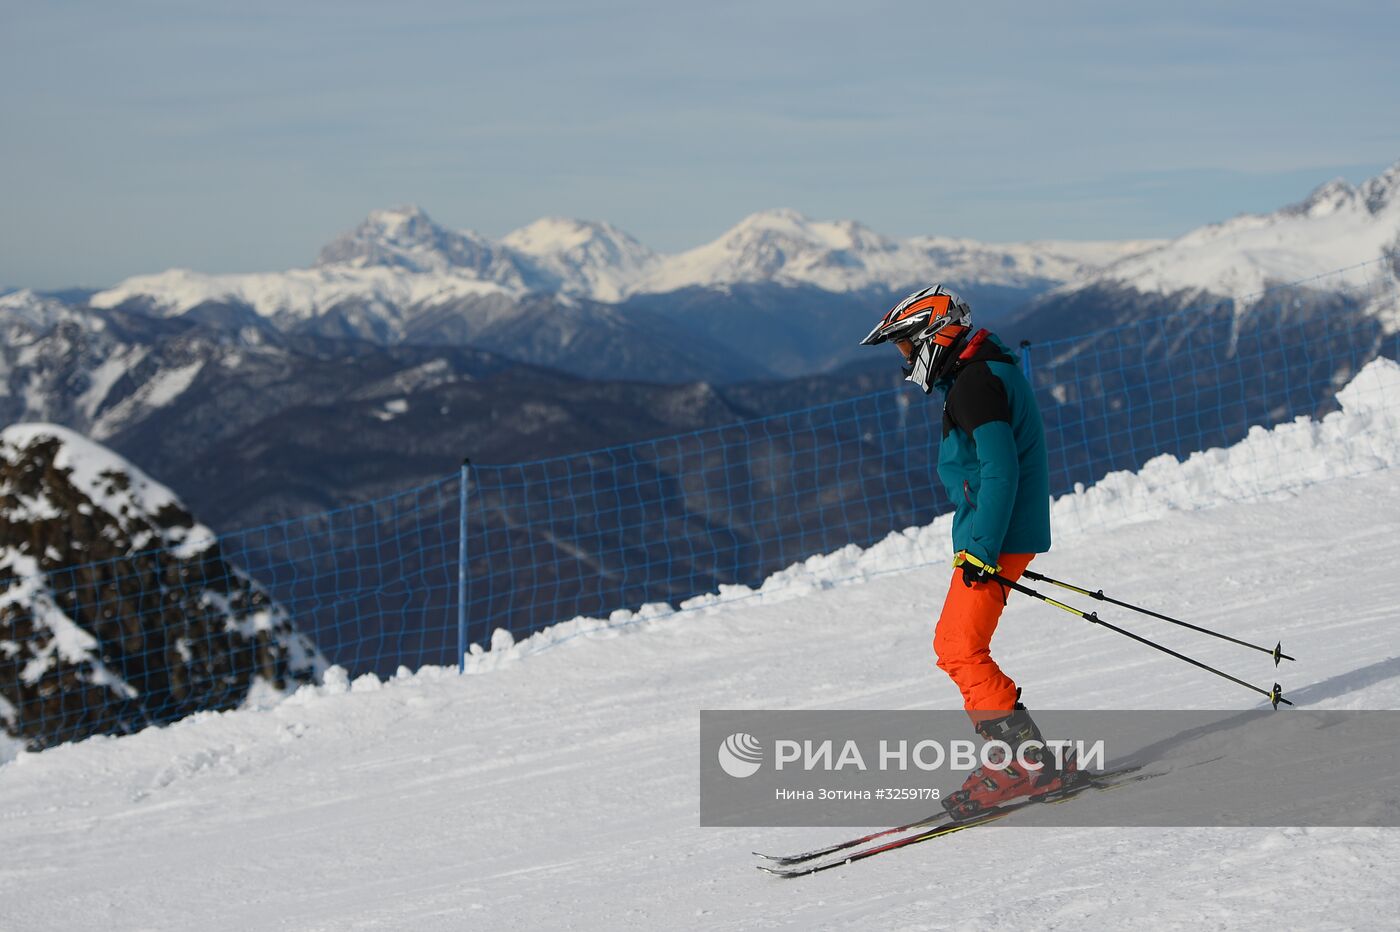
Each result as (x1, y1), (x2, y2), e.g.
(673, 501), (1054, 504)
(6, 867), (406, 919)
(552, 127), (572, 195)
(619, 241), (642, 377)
(3, 362), (1400, 930)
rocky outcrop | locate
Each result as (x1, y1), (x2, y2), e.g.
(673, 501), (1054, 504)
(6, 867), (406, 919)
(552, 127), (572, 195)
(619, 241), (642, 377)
(0, 425), (325, 749)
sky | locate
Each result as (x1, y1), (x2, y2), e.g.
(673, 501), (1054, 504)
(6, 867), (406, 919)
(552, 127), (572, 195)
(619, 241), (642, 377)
(2, 0), (1398, 289)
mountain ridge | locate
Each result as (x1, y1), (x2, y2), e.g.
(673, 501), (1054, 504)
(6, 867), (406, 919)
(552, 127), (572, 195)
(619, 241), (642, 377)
(89, 206), (1160, 319)
(1054, 158), (1400, 305)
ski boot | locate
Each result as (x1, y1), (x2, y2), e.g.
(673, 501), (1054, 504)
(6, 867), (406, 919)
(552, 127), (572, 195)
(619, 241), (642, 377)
(941, 703), (1080, 821)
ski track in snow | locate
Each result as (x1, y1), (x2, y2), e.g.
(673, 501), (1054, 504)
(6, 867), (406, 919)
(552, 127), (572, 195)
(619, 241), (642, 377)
(5, 363), (1400, 929)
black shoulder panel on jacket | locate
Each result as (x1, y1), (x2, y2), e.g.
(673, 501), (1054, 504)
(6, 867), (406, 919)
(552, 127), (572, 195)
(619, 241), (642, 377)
(943, 361), (1011, 438)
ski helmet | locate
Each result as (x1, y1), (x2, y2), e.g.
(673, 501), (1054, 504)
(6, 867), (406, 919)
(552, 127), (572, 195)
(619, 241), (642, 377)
(860, 284), (972, 393)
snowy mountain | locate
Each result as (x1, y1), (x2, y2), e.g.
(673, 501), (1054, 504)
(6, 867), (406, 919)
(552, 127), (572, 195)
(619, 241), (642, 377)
(501, 216), (659, 302)
(0, 300), (903, 534)
(1001, 160), (1400, 457)
(0, 300), (298, 444)
(1050, 159), (1400, 309)
(79, 205), (1159, 381)
(88, 206), (1155, 334)
(60, 161), (1400, 387)
(637, 208), (1153, 295)
(4, 361), (1400, 929)
(0, 424), (326, 749)
(315, 206), (531, 282)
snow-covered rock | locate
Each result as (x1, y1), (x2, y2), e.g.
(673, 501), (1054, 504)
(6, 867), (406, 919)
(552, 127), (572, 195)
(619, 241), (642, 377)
(0, 425), (325, 749)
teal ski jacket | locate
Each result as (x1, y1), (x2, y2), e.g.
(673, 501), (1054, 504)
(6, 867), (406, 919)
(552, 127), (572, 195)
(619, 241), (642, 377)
(934, 330), (1052, 564)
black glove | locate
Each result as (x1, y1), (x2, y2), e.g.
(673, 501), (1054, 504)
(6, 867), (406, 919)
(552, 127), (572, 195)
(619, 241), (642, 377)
(955, 550), (1001, 587)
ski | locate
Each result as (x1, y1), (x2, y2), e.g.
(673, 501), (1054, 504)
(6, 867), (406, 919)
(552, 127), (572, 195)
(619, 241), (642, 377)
(757, 811), (1011, 877)
(753, 809), (956, 866)
(756, 765), (1154, 877)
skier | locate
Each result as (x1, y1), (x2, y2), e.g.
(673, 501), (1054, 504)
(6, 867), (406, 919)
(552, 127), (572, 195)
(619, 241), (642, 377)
(860, 284), (1072, 818)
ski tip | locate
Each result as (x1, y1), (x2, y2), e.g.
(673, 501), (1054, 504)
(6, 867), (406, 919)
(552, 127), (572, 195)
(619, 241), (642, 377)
(751, 852), (791, 864)
(756, 865), (800, 878)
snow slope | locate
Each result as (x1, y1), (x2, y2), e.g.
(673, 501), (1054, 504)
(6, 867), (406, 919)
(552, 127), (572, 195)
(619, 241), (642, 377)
(4, 364), (1400, 929)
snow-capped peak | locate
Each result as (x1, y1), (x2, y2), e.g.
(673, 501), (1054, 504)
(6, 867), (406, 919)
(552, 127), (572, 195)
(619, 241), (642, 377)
(89, 205), (1166, 319)
(1283, 177), (1359, 218)
(633, 209), (1151, 294)
(89, 208), (528, 321)
(359, 204), (432, 238)
(722, 208), (895, 253)
(503, 217), (649, 257)
(502, 218), (658, 301)
(1067, 158), (1400, 302)
(636, 209), (906, 292)
(1360, 161), (1400, 215)
(315, 205), (526, 284)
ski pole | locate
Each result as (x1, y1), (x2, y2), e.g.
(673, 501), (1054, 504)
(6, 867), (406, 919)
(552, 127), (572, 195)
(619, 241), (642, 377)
(1020, 568), (1295, 666)
(990, 571), (1293, 709)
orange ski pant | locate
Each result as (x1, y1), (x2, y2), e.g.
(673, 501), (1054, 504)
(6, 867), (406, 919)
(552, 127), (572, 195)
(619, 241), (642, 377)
(933, 552), (1035, 725)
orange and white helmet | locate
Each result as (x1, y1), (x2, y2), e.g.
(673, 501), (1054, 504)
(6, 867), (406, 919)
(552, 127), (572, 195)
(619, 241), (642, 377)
(860, 284), (972, 392)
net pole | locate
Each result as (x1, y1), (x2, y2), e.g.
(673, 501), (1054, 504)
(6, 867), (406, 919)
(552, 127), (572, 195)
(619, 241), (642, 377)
(457, 458), (471, 673)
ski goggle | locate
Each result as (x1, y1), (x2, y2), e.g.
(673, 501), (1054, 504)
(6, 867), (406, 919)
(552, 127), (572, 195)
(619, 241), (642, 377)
(903, 323), (969, 391)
